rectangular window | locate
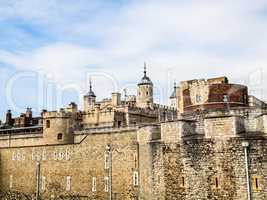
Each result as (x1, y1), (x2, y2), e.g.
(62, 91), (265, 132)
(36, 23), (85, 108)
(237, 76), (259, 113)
(92, 177), (96, 192)
(158, 175), (161, 184)
(9, 175), (13, 189)
(66, 176), (71, 191)
(181, 176), (185, 188)
(215, 177), (219, 189)
(104, 154), (109, 169)
(133, 171), (139, 186)
(104, 177), (109, 192)
(118, 121), (122, 128)
(253, 176), (260, 190)
(41, 176), (46, 191)
(46, 120), (50, 128)
(12, 152), (16, 161)
(223, 94), (229, 102)
(134, 154), (138, 169)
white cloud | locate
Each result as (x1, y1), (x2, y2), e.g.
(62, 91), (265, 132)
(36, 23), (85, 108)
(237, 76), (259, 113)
(1, 0), (267, 111)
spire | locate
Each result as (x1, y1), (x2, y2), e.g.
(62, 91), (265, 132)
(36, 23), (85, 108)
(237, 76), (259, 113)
(144, 62), (147, 77)
(89, 77), (92, 92)
(170, 80), (177, 98)
(87, 77), (96, 97)
(138, 62), (153, 85)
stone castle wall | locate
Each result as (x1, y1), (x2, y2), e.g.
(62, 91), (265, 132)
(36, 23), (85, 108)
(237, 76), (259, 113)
(160, 138), (267, 200)
(0, 110), (267, 199)
(0, 129), (139, 200)
(137, 113), (267, 200)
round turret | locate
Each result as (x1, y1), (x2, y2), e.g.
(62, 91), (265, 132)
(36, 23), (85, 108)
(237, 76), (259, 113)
(137, 63), (154, 108)
(42, 110), (75, 145)
(169, 82), (178, 108)
(84, 79), (96, 112)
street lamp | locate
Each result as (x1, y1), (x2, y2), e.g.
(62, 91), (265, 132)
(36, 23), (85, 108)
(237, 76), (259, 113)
(36, 161), (41, 200)
(242, 141), (251, 200)
(106, 145), (112, 200)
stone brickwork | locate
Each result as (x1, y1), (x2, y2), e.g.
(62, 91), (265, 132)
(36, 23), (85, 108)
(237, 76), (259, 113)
(0, 76), (267, 200)
(1, 108), (267, 200)
(0, 129), (139, 200)
(173, 77), (248, 113)
(159, 138), (267, 200)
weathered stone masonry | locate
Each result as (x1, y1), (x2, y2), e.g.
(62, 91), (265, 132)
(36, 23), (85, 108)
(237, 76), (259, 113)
(0, 74), (267, 199)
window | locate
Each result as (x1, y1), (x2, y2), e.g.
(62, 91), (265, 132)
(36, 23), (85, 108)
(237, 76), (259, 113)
(46, 120), (50, 128)
(104, 154), (109, 169)
(118, 121), (122, 128)
(181, 176), (185, 188)
(92, 177), (96, 192)
(42, 149), (47, 160)
(104, 177), (109, 192)
(215, 177), (219, 189)
(66, 176), (71, 191)
(41, 176), (46, 191)
(157, 175), (160, 184)
(133, 171), (139, 186)
(243, 93), (247, 103)
(9, 175), (13, 189)
(134, 154), (138, 169)
(253, 176), (260, 190)
(146, 91), (149, 96)
(196, 95), (202, 103)
(223, 94), (229, 102)
(57, 133), (63, 140)
(12, 152), (16, 161)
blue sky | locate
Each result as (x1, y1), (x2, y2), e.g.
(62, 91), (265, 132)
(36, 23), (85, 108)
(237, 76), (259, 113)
(0, 0), (267, 121)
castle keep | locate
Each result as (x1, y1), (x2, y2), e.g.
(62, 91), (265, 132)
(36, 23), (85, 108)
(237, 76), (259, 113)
(0, 67), (267, 200)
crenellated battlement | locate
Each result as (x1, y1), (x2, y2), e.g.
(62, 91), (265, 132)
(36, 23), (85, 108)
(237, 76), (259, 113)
(1, 73), (267, 200)
(42, 110), (72, 119)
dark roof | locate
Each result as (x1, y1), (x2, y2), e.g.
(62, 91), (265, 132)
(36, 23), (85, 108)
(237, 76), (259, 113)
(138, 64), (153, 85)
(170, 82), (177, 98)
(87, 79), (96, 97)
(170, 90), (176, 98)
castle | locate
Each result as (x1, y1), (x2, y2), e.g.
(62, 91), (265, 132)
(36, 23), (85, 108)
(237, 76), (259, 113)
(0, 66), (267, 200)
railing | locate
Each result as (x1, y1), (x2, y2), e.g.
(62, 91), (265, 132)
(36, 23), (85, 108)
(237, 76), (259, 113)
(0, 126), (43, 135)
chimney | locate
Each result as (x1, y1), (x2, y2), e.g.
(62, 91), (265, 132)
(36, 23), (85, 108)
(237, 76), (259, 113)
(67, 102), (78, 113)
(6, 110), (13, 126)
(112, 93), (121, 106)
(26, 108), (32, 118)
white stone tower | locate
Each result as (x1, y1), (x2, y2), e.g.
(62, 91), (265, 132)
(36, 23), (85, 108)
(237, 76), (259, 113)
(137, 63), (154, 108)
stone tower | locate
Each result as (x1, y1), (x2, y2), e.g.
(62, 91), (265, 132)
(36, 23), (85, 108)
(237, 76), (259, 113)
(137, 63), (154, 108)
(42, 103), (77, 145)
(83, 79), (96, 112)
(169, 82), (177, 108)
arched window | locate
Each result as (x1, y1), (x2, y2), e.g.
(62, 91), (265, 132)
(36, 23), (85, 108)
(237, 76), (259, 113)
(46, 120), (50, 128)
(196, 95), (202, 103)
(57, 133), (63, 140)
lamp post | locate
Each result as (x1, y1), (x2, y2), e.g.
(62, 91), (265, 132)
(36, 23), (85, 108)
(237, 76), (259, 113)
(106, 145), (112, 200)
(242, 141), (251, 200)
(36, 161), (41, 200)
